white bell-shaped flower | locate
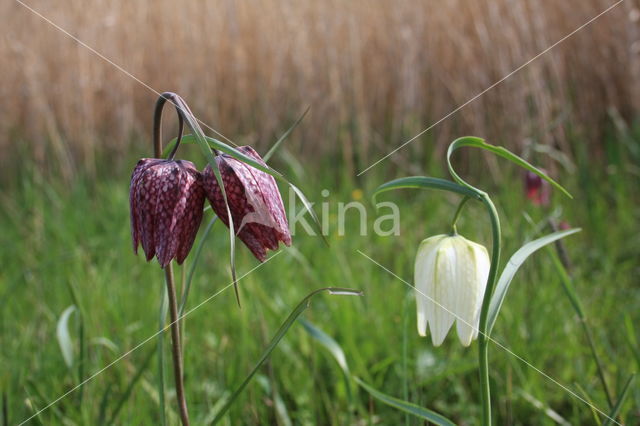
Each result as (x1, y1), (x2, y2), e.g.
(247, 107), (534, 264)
(414, 234), (490, 346)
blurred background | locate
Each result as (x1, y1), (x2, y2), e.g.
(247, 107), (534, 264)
(2, 0), (639, 180)
(1, 1), (639, 425)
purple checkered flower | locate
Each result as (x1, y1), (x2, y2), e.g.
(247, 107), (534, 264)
(202, 146), (291, 262)
(130, 158), (205, 267)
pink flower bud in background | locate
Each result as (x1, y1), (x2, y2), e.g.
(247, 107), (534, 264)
(524, 170), (550, 206)
(203, 146), (291, 262)
(130, 158), (205, 267)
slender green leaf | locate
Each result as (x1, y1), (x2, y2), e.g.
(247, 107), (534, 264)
(487, 228), (581, 335)
(164, 134), (283, 180)
(518, 390), (570, 426)
(179, 215), (217, 315)
(623, 314), (640, 370)
(602, 374), (635, 426)
(210, 287), (362, 424)
(300, 319), (350, 376)
(548, 239), (614, 408)
(89, 337), (118, 354)
(196, 135), (240, 307)
(574, 383), (601, 425)
(167, 134), (325, 248)
(447, 136), (572, 198)
(165, 102), (324, 290)
(106, 348), (156, 425)
(289, 183), (327, 245)
(159, 97), (241, 307)
(56, 305), (77, 368)
(299, 319), (353, 411)
(97, 382), (114, 425)
(549, 248), (585, 319)
(25, 380), (65, 424)
(372, 176), (481, 203)
(354, 378), (455, 426)
(255, 375), (292, 426)
(264, 106), (310, 162)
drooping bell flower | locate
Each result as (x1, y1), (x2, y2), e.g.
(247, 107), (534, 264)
(524, 170), (550, 206)
(130, 158), (205, 267)
(414, 234), (490, 346)
(202, 146), (291, 262)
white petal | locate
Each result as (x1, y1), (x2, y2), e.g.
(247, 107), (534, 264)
(452, 237), (479, 346)
(427, 238), (456, 346)
(469, 241), (490, 341)
(414, 235), (446, 337)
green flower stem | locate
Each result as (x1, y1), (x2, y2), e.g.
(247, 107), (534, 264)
(157, 286), (168, 426)
(477, 194), (501, 426)
(450, 196), (471, 234)
(164, 264), (190, 426)
(154, 94), (191, 426)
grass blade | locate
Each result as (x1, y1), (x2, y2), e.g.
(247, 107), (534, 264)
(487, 228), (581, 335)
(623, 314), (640, 370)
(289, 183), (327, 245)
(210, 287), (362, 424)
(299, 319), (350, 376)
(549, 250), (585, 319)
(299, 318), (353, 418)
(167, 131), (324, 250)
(447, 136), (572, 198)
(179, 215), (217, 315)
(202, 140), (240, 307)
(353, 377), (455, 426)
(602, 374), (635, 426)
(164, 134), (283, 180)
(264, 106), (310, 162)
(106, 348), (156, 425)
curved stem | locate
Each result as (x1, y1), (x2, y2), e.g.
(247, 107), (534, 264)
(153, 97), (190, 426)
(477, 194), (501, 426)
(450, 196), (471, 234)
(446, 140), (503, 425)
(154, 92), (186, 160)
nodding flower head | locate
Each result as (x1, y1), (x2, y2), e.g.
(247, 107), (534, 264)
(202, 146), (291, 262)
(524, 171), (550, 206)
(130, 158), (205, 267)
(414, 234), (490, 347)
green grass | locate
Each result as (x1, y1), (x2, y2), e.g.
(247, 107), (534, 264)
(1, 147), (638, 425)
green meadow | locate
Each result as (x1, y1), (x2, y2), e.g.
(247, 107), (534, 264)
(2, 135), (638, 424)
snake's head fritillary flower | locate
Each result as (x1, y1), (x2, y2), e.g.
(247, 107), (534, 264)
(130, 158), (205, 267)
(202, 146), (291, 262)
(524, 170), (550, 206)
(414, 234), (490, 347)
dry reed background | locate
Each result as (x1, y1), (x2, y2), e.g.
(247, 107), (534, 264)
(1, 0), (639, 179)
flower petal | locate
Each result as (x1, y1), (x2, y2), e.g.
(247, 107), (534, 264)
(202, 147), (291, 262)
(414, 235), (447, 339)
(428, 239), (456, 346)
(130, 158), (160, 253)
(451, 238), (479, 346)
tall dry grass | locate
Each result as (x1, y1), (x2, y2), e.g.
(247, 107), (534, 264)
(1, 0), (638, 179)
